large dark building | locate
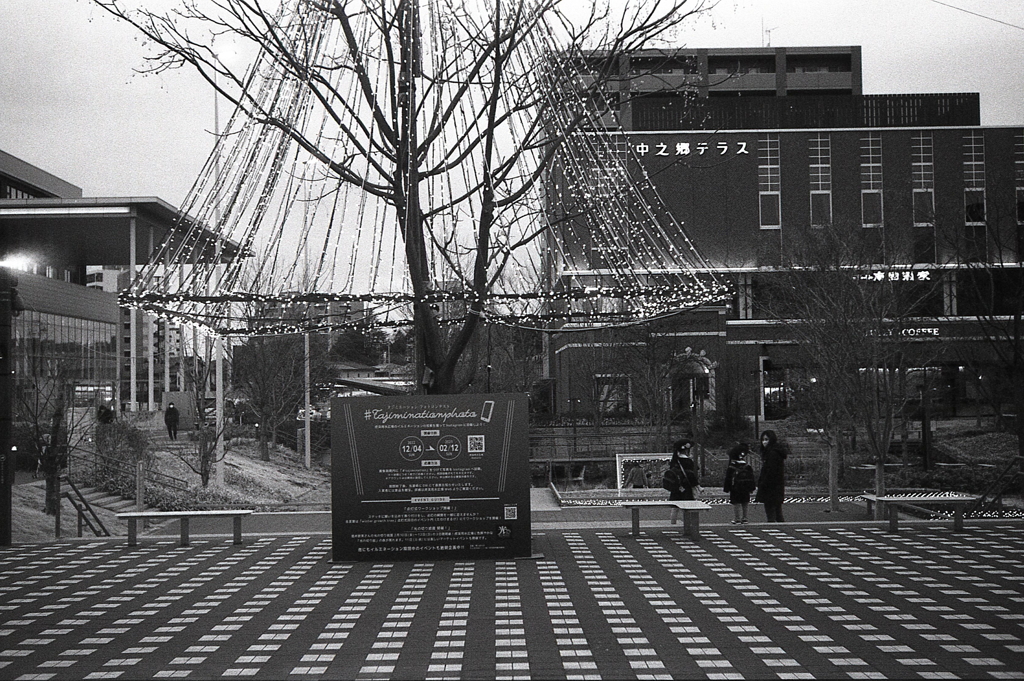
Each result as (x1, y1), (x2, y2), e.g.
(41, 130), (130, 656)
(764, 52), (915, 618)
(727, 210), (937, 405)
(548, 46), (1022, 423)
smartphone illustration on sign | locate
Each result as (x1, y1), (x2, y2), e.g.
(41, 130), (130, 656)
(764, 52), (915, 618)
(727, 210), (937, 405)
(480, 400), (494, 422)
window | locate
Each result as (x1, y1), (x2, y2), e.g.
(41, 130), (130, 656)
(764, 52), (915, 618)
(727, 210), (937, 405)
(965, 189), (986, 224)
(862, 192), (883, 226)
(963, 131), (987, 260)
(595, 374), (631, 416)
(912, 132), (935, 227)
(963, 131), (986, 225)
(809, 134), (831, 227)
(810, 193), (831, 227)
(914, 190), (934, 225)
(963, 131), (985, 188)
(860, 133), (883, 227)
(758, 134), (781, 229)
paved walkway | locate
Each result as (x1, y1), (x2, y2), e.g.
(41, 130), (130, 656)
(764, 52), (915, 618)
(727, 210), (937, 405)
(2, 498), (1023, 680)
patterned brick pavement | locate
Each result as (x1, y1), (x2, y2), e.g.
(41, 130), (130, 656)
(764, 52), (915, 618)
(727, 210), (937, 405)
(1, 523), (1023, 680)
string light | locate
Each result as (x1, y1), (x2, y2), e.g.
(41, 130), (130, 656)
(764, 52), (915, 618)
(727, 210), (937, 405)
(125, 0), (730, 339)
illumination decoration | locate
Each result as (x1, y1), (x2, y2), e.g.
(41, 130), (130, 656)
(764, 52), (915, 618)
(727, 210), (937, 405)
(121, 0), (730, 337)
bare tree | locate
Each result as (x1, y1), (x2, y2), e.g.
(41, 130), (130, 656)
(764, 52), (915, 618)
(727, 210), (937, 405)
(759, 224), (942, 512)
(14, 360), (93, 516)
(175, 341), (229, 486)
(234, 333), (331, 461)
(93, 0), (714, 394)
(936, 183), (1024, 465)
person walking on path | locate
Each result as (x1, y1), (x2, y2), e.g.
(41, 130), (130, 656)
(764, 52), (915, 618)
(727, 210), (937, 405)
(164, 402), (180, 441)
(664, 438), (700, 524)
(723, 442), (756, 524)
(755, 430), (788, 522)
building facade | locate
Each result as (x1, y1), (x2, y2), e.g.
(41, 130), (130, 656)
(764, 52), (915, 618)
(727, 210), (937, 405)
(549, 46), (1022, 423)
(1, 150), (232, 414)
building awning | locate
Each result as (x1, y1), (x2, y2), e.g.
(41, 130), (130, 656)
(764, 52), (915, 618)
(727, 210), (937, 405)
(0, 196), (242, 267)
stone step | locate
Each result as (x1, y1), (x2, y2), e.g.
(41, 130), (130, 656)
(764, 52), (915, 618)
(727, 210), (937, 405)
(69, 483), (151, 513)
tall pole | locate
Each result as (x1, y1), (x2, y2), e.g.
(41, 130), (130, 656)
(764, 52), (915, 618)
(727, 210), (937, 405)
(0, 266), (14, 546)
(304, 332), (312, 469)
(213, 67), (226, 486)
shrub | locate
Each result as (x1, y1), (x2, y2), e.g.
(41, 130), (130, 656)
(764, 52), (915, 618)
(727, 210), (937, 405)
(887, 464), (1000, 494)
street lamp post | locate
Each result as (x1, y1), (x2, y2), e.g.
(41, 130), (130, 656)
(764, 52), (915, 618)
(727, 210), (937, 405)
(1, 265), (17, 546)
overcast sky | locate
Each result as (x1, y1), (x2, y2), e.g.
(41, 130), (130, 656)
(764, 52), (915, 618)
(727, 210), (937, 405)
(2, 0), (1022, 207)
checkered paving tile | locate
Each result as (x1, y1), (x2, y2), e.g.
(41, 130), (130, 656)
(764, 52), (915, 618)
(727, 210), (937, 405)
(1, 525), (1022, 679)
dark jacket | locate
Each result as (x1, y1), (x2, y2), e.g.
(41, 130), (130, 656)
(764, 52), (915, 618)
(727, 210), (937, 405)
(723, 443), (755, 504)
(667, 454), (699, 501)
(164, 405), (180, 426)
(755, 430), (787, 505)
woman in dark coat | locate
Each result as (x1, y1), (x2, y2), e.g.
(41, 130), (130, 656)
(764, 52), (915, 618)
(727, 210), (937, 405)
(755, 430), (787, 522)
(666, 438), (699, 523)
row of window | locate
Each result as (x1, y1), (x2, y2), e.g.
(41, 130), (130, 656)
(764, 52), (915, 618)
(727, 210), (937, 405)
(757, 131), (1024, 231)
(12, 311), (118, 384)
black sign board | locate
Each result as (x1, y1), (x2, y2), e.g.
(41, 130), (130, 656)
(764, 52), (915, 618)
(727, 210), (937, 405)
(331, 393), (531, 561)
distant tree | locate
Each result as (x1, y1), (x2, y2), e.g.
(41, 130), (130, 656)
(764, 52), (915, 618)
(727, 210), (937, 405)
(330, 327), (387, 366)
(14, 358), (93, 517)
(175, 344), (228, 485)
(466, 323), (543, 395)
(234, 334), (332, 461)
(759, 223), (942, 512)
(936, 183), (1024, 466)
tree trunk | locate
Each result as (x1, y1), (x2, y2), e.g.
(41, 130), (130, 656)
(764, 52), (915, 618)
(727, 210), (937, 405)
(44, 472), (61, 517)
(827, 438), (839, 512)
(258, 425), (270, 462)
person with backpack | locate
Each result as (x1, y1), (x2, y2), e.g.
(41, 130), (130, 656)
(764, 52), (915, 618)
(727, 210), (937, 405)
(663, 438), (700, 524)
(755, 429), (788, 522)
(723, 442), (756, 524)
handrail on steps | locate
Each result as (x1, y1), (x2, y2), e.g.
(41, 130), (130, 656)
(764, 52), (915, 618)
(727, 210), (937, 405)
(62, 478), (110, 537)
(966, 455), (1023, 518)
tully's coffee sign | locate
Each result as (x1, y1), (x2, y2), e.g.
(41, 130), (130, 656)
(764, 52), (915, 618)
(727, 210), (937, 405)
(331, 393), (531, 561)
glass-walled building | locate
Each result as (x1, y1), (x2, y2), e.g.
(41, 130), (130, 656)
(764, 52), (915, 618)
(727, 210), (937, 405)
(10, 272), (119, 409)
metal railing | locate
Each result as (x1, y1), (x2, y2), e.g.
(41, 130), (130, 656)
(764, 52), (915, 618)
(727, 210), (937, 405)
(967, 455), (1023, 518)
(68, 448), (190, 496)
(62, 477), (110, 537)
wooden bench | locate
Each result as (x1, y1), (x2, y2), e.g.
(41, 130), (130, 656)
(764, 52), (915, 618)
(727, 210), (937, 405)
(620, 500), (712, 539)
(860, 494), (977, 532)
(117, 510), (255, 547)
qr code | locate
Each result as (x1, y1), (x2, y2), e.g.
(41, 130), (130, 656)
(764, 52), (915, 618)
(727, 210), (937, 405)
(468, 435), (485, 453)
(504, 505), (518, 520)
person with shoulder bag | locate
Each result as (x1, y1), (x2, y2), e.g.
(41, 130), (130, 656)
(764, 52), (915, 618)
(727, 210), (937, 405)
(663, 438), (700, 524)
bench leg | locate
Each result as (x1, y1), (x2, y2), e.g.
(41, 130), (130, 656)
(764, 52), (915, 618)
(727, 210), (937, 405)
(887, 503), (899, 532)
(233, 515), (243, 545)
(631, 507), (641, 537)
(180, 517), (190, 547)
(953, 505), (964, 532)
(127, 519), (138, 547)
(683, 510), (700, 540)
